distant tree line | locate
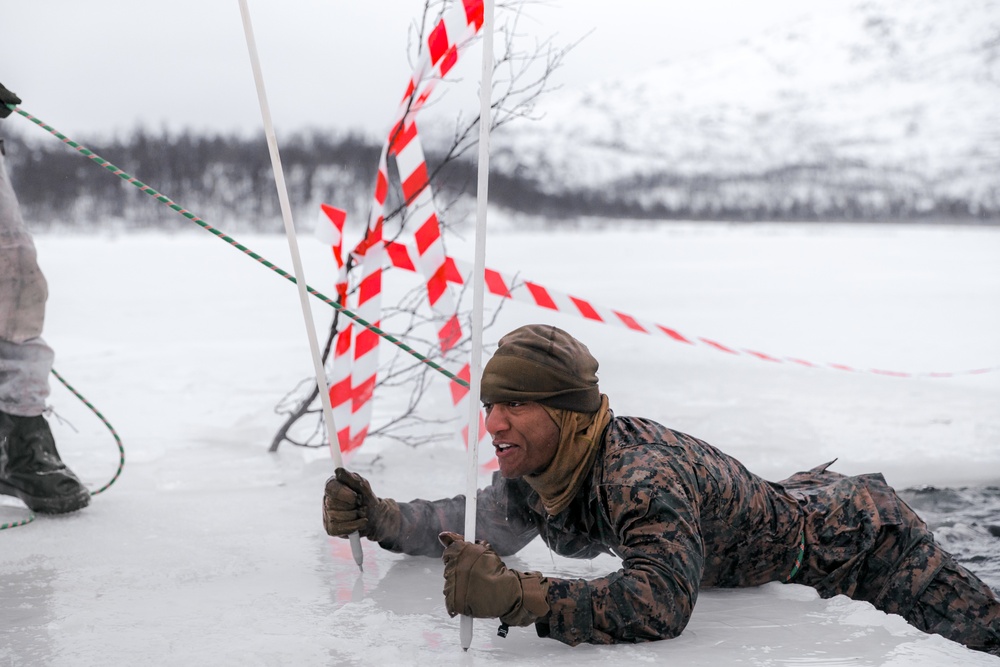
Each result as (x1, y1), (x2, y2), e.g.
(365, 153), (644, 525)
(2, 126), (996, 229)
(2, 126), (386, 232)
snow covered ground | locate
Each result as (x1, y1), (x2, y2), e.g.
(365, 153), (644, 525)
(2, 220), (999, 665)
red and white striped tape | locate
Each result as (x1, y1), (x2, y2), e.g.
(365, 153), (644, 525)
(323, 0), (491, 462)
(320, 0), (994, 463)
(379, 240), (999, 380)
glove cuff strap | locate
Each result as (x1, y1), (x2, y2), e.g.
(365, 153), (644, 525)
(500, 571), (550, 627)
(369, 497), (401, 543)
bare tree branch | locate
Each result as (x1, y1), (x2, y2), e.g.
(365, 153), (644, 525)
(271, 0), (572, 453)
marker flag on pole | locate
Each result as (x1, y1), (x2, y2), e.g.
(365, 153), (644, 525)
(317, 203), (347, 270)
(322, 0), (490, 461)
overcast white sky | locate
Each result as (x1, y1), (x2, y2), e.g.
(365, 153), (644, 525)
(2, 0), (815, 140)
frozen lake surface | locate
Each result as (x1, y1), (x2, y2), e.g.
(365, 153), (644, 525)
(2, 221), (998, 665)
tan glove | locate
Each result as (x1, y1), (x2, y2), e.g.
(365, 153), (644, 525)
(439, 531), (550, 627)
(323, 467), (400, 543)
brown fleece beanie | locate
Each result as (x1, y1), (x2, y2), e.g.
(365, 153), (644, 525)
(480, 324), (601, 412)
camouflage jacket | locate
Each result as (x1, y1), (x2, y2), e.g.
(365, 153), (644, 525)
(380, 415), (926, 646)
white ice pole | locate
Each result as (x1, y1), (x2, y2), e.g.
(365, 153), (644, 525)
(461, 0), (495, 651)
(237, 0), (364, 570)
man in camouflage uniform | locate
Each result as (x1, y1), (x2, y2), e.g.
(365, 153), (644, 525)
(323, 324), (1000, 655)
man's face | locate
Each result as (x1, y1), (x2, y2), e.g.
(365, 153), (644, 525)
(484, 401), (560, 479)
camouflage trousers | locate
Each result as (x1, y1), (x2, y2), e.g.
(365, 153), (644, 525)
(783, 464), (1000, 656)
(0, 145), (54, 417)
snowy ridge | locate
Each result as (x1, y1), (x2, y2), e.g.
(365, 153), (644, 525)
(490, 0), (1000, 220)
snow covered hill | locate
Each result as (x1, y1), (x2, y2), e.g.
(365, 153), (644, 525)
(488, 0), (1000, 221)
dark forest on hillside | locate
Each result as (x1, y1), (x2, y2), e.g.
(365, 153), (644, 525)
(3, 126), (996, 230)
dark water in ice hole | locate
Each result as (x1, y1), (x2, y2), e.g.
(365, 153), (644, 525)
(898, 485), (1000, 594)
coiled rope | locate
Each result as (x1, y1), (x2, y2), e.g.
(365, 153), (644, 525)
(0, 369), (125, 530)
(51, 368), (125, 496)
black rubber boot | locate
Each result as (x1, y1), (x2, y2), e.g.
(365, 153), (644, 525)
(0, 411), (90, 513)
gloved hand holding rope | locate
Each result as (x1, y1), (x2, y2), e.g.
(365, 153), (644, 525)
(0, 82), (20, 118)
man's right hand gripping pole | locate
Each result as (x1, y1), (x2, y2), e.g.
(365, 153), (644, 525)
(323, 468), (402, 566)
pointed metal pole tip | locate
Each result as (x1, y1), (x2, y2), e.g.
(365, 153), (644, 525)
(351, 531), (364, 571)
(460, 615), (474, 650)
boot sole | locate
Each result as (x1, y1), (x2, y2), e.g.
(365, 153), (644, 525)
(0, 480), (91, 514)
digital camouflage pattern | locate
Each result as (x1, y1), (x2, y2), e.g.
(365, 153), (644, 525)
(378, 414), (1000, 655)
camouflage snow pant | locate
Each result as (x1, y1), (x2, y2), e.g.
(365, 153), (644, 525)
(782, 463), (1000, 656)
(0, 143), (54, 417)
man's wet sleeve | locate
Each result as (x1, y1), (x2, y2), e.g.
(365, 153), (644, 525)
(536, 483), (704, 645)
(379, 476), (539, 557)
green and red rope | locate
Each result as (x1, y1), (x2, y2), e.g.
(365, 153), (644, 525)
(0, 103), (472, 530)
(8, 105), (470, 391)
